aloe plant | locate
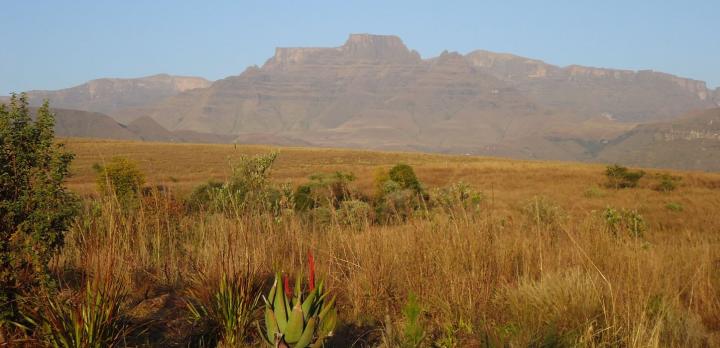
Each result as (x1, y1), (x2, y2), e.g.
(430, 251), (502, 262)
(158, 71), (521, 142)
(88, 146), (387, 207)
(262, 252), (337, 348)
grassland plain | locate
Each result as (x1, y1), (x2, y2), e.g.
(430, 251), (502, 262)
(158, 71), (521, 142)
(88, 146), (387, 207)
(43, 138), (720, 346)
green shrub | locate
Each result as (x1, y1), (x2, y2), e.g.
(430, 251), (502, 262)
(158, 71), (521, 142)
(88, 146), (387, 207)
(602, 207), (646, 237)
(293, 184), (315, 211)
(388, 164), (423, 194)
(186, 180), (224, 212)
(402, 293), (426, 347)
(194, 152), (283, 215)
(95, 157), (145, 207)
(376, 189), (423, 223)
(522, 196), (565, 231)
(337, 199), (372, 227)
(309, 207), (333, 225)
(0, 95), (78, 324)
(381, 293), (426, 348)
(294, 171), (355, 211)
(373, 164), (427, 223)
(654, 173), (681, 192)
(605, 164), (644, 189)
(432, 181), (484, 213)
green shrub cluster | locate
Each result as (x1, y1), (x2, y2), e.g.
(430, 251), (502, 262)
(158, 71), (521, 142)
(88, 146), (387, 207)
(188, 152), (289, 215)
(293, 171), (355, 211)
(605, 164), (644, 189)
(0, 95), (78, 324)
(432, 181), (484, 214)
(602, 207), (646, 237)
(654, 173), (681, 192)
(373, 164), (428, 222)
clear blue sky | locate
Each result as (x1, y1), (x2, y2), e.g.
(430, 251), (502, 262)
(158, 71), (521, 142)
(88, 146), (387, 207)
(1, 0), (718, 94)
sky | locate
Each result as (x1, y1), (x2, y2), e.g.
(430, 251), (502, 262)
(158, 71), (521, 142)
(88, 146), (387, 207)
(1, 0), (718, 94)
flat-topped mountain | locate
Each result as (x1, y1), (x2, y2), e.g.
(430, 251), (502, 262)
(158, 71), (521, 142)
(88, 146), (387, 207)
(25, 74), (211, 116)
(123, 34), (715, 158)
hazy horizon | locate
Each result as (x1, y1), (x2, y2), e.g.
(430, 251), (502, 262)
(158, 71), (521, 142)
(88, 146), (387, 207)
(1, 0), (719, 94)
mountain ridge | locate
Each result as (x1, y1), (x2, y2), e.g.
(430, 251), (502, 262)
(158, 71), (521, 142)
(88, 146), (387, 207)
(6, 33), (720, 171)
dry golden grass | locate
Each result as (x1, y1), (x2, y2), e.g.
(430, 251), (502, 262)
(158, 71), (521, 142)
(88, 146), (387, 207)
(50, 138), (720, 347)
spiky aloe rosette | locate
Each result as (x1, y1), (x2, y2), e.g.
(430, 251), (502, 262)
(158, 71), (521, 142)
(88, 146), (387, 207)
(262, 252), (337, 348)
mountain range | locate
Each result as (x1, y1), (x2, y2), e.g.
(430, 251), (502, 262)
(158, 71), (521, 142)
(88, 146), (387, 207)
(4, 34), (720, 170)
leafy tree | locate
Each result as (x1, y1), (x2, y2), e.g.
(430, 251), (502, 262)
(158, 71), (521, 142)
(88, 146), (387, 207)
(0, 94), (78, 325)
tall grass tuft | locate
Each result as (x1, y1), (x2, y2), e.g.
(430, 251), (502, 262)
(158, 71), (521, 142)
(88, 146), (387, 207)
(186, 271), (262, 346)
(23, 277), (128, 348)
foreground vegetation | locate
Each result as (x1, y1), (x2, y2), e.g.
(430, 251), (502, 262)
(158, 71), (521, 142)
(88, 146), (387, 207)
(2, 97), (720, 347)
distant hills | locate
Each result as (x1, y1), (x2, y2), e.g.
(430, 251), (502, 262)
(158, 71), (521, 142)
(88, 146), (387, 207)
(3, 34), (720, 171)
(595, 108), (720, 171)
(24, 74), (210, 118)
(34, 108), (234, 144)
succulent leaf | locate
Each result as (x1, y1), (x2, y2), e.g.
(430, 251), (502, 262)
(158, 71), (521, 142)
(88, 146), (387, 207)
(264, 307), (278, 343)
(295, 316), (317, 348)
(301, 289), (317, 319)
(273, 282), (288, 332)
(284, 304), (305, 344)
(317, 307), (337, 338)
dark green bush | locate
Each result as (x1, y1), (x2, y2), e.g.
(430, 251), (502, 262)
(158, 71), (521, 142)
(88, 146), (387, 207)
(388, 164), (423, 194)
(0, 95), (78, 324)
(293, 171), (355, 211)
(186, 180), (224, 211)
(605, 164), (645, 189)
(373, 164), (427, 223)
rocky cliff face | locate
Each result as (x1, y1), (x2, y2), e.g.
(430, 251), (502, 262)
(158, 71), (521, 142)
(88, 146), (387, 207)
(465, 50), (715, 121)
(25, 74), (211, 116)
(266, 34), (421, 69)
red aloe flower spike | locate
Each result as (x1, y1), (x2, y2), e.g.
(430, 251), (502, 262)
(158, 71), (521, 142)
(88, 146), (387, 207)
(308, 251), (316, 291)
(283, 273), (292, 298)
